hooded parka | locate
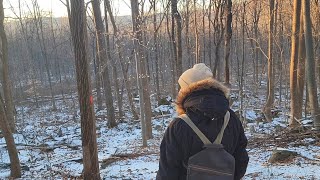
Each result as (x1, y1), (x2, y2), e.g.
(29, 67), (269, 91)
(156, 78), (249, 180)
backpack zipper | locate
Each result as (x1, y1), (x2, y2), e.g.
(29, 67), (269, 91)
(188, 164), (232, 176)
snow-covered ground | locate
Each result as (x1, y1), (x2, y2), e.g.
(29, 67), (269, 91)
(0, 95), (319, 179)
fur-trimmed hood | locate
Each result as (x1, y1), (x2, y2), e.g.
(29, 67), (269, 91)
(175, 78), (230, 116)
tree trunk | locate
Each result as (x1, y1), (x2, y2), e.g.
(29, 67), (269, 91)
(172, 0), (182, 88)
(105, 0), (139, 120)
(303, 0), (320, 131)
(69, 1), (101, 179)
(91, 0), (116, 128)
(224, 0), (232, 85)
(104, 8), (123, 119)
(194, 0), (200, 63)
(33, 1), (57, 110)
(297, 13), (306, 123)
(0, 0), (15, 132)
(131, 0), (153, 141)
(263, 0), (275, 122)
(0, 95), (21, 178)
(289, 0), (302, 127)
(152, 0), (161, 102)
(93, 34), (103, 110)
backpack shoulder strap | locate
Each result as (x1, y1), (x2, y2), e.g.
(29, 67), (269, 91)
(213, 111), (231, 144)
(178, 114), (211, 145)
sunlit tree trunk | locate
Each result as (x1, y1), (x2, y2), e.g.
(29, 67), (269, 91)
(289, 0), (302, 127)
(297, 14), (306, 123)
(69, 0), (101, 179)
(263, 0), (275, 122)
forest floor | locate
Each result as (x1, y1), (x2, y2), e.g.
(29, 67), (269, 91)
(0, 91), (320, 180)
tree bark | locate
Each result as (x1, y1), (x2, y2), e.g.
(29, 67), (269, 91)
(303, 0), (320, 131)
(69, 1), (101, 179)
(91, 0), (116, 128)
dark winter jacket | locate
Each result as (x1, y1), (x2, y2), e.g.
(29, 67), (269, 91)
(156, 78), (249, 180)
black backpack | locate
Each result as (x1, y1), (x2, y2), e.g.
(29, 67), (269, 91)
(178, 111), (235, 180)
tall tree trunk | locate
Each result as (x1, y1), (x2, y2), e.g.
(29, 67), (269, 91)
(294, 12), (306, 124)
(91, 0), (116, 127)
(50, 14), (65, 102)
(172, 0), (182, 87)
(208, 0), (213, 68)
(185, 0), (191, 67)
(69, 1), (101, 179)
(131, 0), (153, 141)
(0, 0), (15, 132)
(303, 0), (320, 131)
(289, 0), (302, 127)
(93, 34), (103, 110)
(104, 7), (123, 119)
(152, 0), (161, 102)
(105, 0), (139, 120)
(263, 0), (275, 122)
(224, 0), (232, 85)
(297, 14), (306, 122)
(194, 0), (200, 63)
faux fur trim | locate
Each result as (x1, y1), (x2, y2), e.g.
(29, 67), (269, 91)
(175, 78), (230, 115)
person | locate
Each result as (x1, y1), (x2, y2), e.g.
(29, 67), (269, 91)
(156, 63), (249, 180)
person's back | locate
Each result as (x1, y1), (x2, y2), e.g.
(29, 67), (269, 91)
(156, 63), (249, 180)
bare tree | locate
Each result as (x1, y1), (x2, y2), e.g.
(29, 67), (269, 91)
(69, 0), (100, 178)
(172, 0), (182, 87)
(289, 0), (302, 127)
(131, 0), (153, 143)
(0, 0), (15, 132)
(224, 0), (232, 85)
(104, 0), (139, 120)
(91, 0), (116, 127)
(32, 0), (57, 110)
(303, 0), (320, 131)
(263, 0), (275, 122)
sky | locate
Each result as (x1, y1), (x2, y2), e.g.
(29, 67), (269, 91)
(3, 0), (132, 19)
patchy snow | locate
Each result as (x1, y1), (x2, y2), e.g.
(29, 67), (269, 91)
(1, 95), (319, 179)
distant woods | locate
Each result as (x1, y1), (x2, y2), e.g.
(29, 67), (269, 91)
(2, 0), (320, 137)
